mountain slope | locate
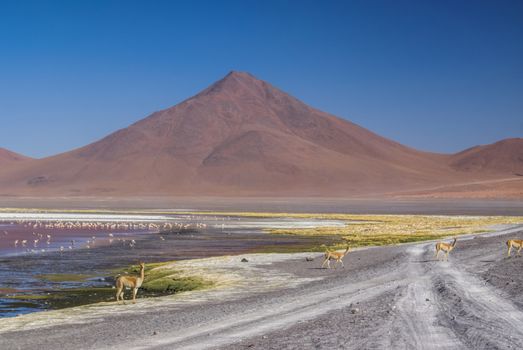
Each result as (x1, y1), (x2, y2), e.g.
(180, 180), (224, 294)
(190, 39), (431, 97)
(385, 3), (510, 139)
(0, 72), (480, 196)
(0, 148), (31, 163)
(450, 138), (523, 176)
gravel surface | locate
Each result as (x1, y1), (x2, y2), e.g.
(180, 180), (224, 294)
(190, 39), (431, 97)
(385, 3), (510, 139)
(1, 226), (523, 350)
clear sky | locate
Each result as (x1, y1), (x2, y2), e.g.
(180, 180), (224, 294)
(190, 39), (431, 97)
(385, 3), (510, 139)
(1, 0), (522, 158)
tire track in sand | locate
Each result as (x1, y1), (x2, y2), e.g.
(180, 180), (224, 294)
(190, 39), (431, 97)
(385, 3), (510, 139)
(392, 239), (523, 349)
(388, 245), (461, 349)
(112, 272), (406, 350)
(433, 251), (523, 349)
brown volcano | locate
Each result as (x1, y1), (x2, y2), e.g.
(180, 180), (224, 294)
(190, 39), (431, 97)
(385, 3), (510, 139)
(0, 72), (519, 197)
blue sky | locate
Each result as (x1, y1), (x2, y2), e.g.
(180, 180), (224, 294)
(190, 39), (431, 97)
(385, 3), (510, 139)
(1, 0), (522, 158)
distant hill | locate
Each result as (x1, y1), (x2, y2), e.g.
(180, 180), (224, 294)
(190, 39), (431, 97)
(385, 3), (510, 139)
(0, 148), (31, 163)
(0, 72), (519, 198)
(450, 138), (523, 176)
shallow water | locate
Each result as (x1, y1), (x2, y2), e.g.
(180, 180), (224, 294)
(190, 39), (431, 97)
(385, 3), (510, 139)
(0, 213), (343, 317)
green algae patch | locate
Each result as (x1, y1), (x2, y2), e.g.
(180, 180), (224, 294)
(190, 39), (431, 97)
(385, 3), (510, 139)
(48, 288), (115, 308)
(5, 261), (214, 312)
(110, 261), (214, 299)
(142, 275), (212, 293)
(4, 288), (115, 306)
(139, 261), (214, 293)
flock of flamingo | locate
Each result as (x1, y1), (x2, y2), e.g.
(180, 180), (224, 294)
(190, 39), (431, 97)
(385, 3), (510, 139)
(0, 219), (210, 254)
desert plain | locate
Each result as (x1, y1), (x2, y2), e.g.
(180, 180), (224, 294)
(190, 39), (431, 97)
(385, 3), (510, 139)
(0, 198), (522, 350)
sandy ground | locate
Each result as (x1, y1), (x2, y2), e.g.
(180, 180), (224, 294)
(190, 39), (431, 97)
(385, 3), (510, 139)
(1, 225), (523, 350)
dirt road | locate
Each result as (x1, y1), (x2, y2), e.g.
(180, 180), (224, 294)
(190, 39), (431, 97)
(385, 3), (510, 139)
(1, 225), (523, 350)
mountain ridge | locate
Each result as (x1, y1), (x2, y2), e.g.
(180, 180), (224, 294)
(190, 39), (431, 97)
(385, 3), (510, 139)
(0, 148), (31, 163)
(0, 72), (520, 197)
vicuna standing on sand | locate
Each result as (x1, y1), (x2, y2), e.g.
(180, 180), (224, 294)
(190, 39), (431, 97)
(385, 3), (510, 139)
(435, 238), (457, 261)
(115, 262), (145, 304)
(506, 239), (523, 257)
(322, 246), (350, 269)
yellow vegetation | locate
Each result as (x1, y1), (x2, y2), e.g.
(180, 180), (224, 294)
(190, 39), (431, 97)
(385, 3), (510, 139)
(2, 208), (521, 250)
(274, 215), (522, 248)
(184, 211), (523, 249)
